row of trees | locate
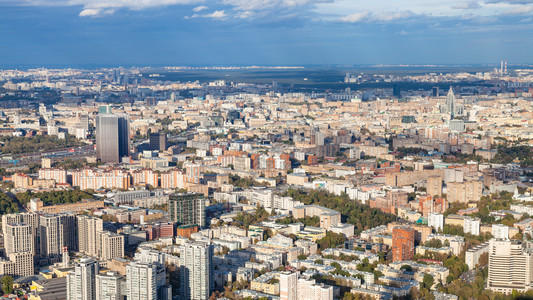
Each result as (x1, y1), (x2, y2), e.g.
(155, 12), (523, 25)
(0, 134), (83, 155)
(275, 215), (320, 227)
(16, 189), (93, 205)
(229, 175), (270, 189)
(231, 205), (271, 230)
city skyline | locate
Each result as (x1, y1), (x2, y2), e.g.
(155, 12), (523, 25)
(1, 0), (533, 66)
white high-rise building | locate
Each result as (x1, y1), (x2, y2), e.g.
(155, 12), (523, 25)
(77, 215), (103, 257)
(134, 247), (166, 265)
(492, 224), (510, 240)
(4, 223), (34, 256)
(280, 271), (297, 300)
(96, 271), (124, 300)
(126, 261), (171, 300)
(127, 261), (158, 300)
(67, 258), (99, 300)
(2, 212), (39, 255)
(428, 213), (444, 232)
(487, 239), (533, 294)
(463, 217), (480, 236)
(180, 241), (213, 300)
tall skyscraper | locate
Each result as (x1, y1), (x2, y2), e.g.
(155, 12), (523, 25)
(487, 239), (533, 294)
(445, 87), (456, 119)
(39, 214), (64, 257)
(392, 226), (415, 262)
(126, 261), (171, 300)
(393, 83), (401, 98)
(180, 241), (213, 300)
(432, 86), (439, 97)
(61, 213), (78, 252)
(149, 132), (167, 151)
(96, 271), (124, 300)
(67, 258), (99, 300)
(169, 193), (206, 227)
(96, 114), (130, 164)
(77, 215), (103, 257)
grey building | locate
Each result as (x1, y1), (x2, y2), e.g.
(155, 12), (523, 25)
(60, 213), (78, 252)
(149, 132), (167, 151)
(96, 114), (130, 164)
(39, 214), (64, 257)
(168, 193), (206, 227)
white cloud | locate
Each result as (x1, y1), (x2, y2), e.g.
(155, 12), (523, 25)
(221, 0), (332, 11)
(4, 0), (203, 16)
(4, 0), (533, 21)
(317, 0), (533, 21)
(340, 11), (369, 22)
(193, 5), (208, 12)
(79, 8), (102, 16)
(452, 1), (481, 9)
(79, 8), (116, 17)
(374, 10), (413, 21)
(186, 9), (227, 19)
(204, 10), (227, 18)
(340, 10), (413, 23)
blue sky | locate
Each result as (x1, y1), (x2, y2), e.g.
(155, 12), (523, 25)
(1, 0), (532, 66)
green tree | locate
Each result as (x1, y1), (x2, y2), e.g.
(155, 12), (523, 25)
(284, 189), (396, 234)
(400, 264), (413, 272)
(423, 274), (435, 290)
(317, 231), (347, 250)
(0, 275), (13, 294)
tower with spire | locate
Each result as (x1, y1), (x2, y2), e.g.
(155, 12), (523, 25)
(446, 87), (456, 119)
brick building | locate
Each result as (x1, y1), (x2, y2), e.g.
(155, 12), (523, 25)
(392, 226), (415, 262)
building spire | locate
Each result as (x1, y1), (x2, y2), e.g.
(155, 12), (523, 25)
(446, 87), (455, 118)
